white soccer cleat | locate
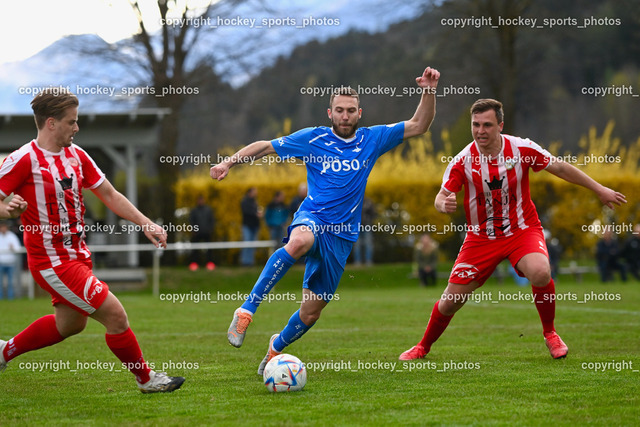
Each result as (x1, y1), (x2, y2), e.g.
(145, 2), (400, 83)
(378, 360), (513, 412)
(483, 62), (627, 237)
(137, 370), (185, 393)
(228, 308), (253, 348)
(0, 340), (7, 372)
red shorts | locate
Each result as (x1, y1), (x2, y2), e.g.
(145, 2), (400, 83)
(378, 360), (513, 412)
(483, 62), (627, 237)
(32, 259), (110, 316)
(449, 227), (548, 286)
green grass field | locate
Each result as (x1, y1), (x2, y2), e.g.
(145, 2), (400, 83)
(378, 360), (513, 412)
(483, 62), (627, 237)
(1, 264), (638, 426)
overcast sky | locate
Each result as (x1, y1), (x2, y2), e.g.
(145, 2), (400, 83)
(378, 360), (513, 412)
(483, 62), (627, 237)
(1, 0), (201, 63)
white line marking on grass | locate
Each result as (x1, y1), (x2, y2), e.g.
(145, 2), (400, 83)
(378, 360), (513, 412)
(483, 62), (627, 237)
(472, 303), (640, 316)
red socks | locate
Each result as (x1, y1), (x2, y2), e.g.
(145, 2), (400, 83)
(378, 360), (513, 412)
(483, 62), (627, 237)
(2, 315), (64, 362)
(411, 280), (555, 355)
(532, 279), (556, 334)
(105, 327), (151, 384)
(2, 315), (151, 385)
(418, 300), (454, 351)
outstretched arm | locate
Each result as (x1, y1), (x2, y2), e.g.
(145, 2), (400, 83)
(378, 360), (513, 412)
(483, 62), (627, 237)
(92, 180), (167, 248)
(210, 140), (275, 181)
(403, 67), (441, 139)
(545, 160), (626, 209)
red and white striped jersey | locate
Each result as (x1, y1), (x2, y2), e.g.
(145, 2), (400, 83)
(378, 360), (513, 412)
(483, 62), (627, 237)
(442, 134), (552, 239)
(0, 140), (105, 269)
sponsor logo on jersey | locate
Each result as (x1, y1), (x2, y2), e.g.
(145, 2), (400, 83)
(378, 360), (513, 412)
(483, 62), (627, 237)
(484, 175), (505, 191)
(504, 157), (516, 170)
(452, 263), (480, 279)
(320, 158), (363, 174)
(84, 276), (104, 303)
(56, 174), (75, 191)
(538, 240), (547, 253)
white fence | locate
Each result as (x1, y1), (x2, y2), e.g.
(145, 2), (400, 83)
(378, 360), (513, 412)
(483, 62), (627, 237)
(7, 241), (277, 300)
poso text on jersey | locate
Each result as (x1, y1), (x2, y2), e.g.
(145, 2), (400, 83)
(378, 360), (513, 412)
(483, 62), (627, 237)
(320, 158), (370, 174)
(271, 123), (405, 241)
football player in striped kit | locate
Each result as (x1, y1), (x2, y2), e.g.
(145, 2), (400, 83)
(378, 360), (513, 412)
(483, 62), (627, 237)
(0, 89), (184, 393)
(400, 98), (626, 361)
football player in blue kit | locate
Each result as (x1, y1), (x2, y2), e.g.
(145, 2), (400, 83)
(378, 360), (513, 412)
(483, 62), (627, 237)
(210, 67), (440, 374)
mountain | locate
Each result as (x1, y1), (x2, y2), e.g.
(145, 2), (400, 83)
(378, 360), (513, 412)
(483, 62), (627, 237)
(0, 34), (146, 114)
(2, 0), (639, 153)
(178, 0), (640, 155)
(0, 0), (426, 114)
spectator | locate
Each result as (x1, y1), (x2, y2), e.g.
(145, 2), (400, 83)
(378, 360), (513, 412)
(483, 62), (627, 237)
(240, 187), (262, 266)
(189, 195), (216, 271)
(353, 197), (376, 266)
(545, 229), (562, 279)
(265, 190), (289, 249)
(596, 230), (627, 282)
(289, 183), (307, 218)
(0, 221), (21, 299)
(413, 234), (439, 286)
(622, 224), (640, 281)
(288, 183), (308, 264)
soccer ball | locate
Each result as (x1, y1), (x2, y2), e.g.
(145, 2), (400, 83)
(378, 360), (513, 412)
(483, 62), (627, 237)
(263, 353), (307, 392)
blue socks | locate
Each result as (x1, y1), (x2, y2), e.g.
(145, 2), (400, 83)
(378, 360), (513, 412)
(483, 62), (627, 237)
(239, 248), (314, 353)
(273, 309), (313, 352)
(241, 247), (296, 313)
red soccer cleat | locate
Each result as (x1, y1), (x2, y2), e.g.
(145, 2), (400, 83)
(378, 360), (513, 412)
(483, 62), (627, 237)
(399, 344), (427, 361)
(544, 331), (568, 359)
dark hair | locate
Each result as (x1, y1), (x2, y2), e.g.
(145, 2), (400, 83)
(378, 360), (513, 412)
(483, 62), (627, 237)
(470, 98), (503, 124)
(31, 88), (79, 129)
(329, 87), (360, 108)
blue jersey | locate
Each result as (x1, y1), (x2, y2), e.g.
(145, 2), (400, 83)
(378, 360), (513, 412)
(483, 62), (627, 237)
(271, 123), (405, 242)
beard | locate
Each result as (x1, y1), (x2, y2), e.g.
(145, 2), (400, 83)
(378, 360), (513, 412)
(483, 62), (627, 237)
(332, 119), (358, 139)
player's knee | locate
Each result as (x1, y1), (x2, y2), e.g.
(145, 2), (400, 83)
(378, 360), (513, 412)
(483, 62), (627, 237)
(285, 233), (314, 259)
(439, 282), (478, 315)
(300, 309), (321, 325)
(104, 308), (130, 334)
(111, 312), (130, 334)
(528, 265), (551, 286)
(530, 272), (551, 287)
(438, 297), (462, 316)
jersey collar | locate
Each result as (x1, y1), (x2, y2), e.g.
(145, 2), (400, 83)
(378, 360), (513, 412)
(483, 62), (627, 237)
(330, 127), (358, 143)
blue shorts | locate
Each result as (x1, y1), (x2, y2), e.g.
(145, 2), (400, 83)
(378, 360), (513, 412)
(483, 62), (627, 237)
(284, 211), (353, 302)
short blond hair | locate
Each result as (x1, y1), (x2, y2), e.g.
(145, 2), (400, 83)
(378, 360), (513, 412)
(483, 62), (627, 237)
(329, 87), (360, 108)
(31, 88), (79, 129)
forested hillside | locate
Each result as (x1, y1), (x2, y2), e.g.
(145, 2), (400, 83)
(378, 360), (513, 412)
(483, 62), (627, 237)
(179, 0), (640, 158)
